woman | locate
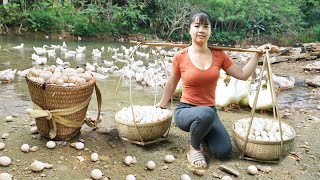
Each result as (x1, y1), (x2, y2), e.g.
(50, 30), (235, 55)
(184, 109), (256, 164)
(156, 10), (279, 169)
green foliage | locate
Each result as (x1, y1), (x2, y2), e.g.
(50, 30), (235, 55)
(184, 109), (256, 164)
(298, 0), (320, 27)
(74, 20), (116, 36)
(26, 11), (62, 33)
(0, 3), (24, 25)
(1, 0), (319, 44)
(209, 31), (242, 45)
(27, 0), (53, 11)
(313, 25), (320, 41)
(110, 0), (148, 35)
(297, 25), (320, 43)
(74, 21), (98, 36)
(143, 0), (192, 40)
(79, 4), (101, 23)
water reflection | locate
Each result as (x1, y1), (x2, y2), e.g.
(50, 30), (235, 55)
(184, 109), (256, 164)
(0, 36), (158, 118)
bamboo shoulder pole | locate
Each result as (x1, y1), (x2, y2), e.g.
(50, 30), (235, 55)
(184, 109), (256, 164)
(129, 41), (262, 53)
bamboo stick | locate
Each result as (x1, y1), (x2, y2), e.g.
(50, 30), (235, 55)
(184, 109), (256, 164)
(129, 41), (262, 53)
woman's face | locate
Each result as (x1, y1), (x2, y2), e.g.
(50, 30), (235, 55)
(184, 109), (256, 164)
(189, 17), (211, 46)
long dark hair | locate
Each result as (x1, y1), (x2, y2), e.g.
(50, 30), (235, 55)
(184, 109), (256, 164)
(188, 10), (213, 28)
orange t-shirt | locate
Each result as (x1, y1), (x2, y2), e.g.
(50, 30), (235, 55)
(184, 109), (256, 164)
(172, 47), (233, 106)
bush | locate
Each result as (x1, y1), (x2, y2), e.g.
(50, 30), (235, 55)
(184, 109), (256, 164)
(313, 25), (320, 41)
(26, 11), (62, 33)
(0, 3), (25, 25)
(209, 31), (243, 45)
(98, 21), (117, 36)
(293, 26), (320, 43)
(74, 21), (98, 36)
(74, 20), (116, 36)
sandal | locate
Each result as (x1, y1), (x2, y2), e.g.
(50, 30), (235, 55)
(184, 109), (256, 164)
(187, 150), (208, 169)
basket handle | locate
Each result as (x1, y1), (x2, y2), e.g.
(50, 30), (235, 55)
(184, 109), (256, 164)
(85, 84), (102, 127)
(113, 43), (146, 144)
(240, 50), (284, 162)
(113, 43), (174, 145)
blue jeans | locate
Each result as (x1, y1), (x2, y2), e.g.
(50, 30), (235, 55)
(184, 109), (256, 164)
(174, 103), (232, 159)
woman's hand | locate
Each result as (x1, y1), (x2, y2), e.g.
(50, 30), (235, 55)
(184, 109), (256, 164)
(257, 44), (279, 55)
(155, 102), (167, 109)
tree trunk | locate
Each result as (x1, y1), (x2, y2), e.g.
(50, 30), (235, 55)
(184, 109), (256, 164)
(4, 24), (10, 34)
(233, 21), (238, 31)
(227, 21), (233, 32)
(0, 24), (4, 34)
(18, 23), (22, 35)
(214, 21), (218, 31)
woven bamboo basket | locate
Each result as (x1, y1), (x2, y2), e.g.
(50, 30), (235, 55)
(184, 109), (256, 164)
(25, 75), (96, 141)
(232, 119), (295, 161)
(115, 112), (172, 142)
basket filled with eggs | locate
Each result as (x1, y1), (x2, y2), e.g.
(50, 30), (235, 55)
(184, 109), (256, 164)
(232, 117), (295, 161)
(114, 105), (172, 145)
(25, 66), (101, 141)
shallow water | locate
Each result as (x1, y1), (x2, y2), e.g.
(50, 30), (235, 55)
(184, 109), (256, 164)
(0, 36), (315, 116)
(276, 78), (317, 110)
(0, 36), (158, 121)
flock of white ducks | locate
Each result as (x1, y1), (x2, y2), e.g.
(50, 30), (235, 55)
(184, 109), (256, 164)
(214, 68), (294, 111)
(2, 42), (296, 112)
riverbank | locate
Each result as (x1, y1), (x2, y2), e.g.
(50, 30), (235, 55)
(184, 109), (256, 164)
(1, 29), (161, 44)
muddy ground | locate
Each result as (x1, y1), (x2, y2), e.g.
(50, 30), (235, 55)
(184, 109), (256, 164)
(0, 60), (319, 180)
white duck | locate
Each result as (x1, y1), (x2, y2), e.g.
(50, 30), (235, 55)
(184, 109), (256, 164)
(173, 79), (183, 97)
(215, 76), (239, 109)
(78, 45), (86, 50)
(13, 43), (24, 49)
(136, 50), (148, 58)
(219, 69), (228, 80)
(272, 74), (295, 92)
(76, 53), (85, 60)
(31, 53), (39, 60)
(214, 77), (227, 104)
(76, 47), (85, 53)
(17, 68), (33, 77)
(33, 45), (47, 55)
(86, 62), (96, 72)
(0, 69), (17, 82)
(248, 80), (273, 110)
(47, 49), (56, 58)
(34, 57), (48, 65)
(62, 41), (67, 48)
(92, 49), (102, 58)
(96, 67), (112, 74)
(91, 72), (108, 80)
(103, 60), (114, 67)
(56, 58), (70, 67)
(64, 51), (76, 58)
(135, 72), (144, 82)
(51, 44), (60, 49)
(236, 78), (251, 107)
